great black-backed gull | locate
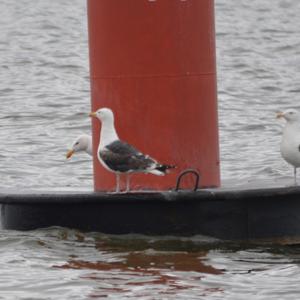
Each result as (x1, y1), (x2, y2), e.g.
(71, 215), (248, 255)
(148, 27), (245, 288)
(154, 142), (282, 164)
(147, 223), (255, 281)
(66, 134), (92, 159)
(89, 108), (175, 192)
(277, 109), (300, 184)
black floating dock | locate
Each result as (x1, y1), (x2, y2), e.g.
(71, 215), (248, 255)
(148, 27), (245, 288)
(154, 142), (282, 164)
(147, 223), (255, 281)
(2, 183), (300, 243)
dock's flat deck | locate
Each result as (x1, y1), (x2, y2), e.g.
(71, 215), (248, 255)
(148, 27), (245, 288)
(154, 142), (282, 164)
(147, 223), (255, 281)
(1, 182), (300, 243)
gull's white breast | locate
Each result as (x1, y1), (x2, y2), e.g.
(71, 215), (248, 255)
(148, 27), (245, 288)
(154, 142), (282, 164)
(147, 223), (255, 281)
(280, 124), (300, 168)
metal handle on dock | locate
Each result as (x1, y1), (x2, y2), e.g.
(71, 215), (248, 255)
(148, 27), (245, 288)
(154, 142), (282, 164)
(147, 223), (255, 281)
(175, 169), (200, 192)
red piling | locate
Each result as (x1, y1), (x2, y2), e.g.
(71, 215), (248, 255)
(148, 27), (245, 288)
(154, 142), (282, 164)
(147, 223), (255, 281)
(87, 0), (220, 191)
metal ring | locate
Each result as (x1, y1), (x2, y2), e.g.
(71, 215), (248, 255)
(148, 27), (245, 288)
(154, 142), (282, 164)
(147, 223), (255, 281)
(175, 169), (200, 192)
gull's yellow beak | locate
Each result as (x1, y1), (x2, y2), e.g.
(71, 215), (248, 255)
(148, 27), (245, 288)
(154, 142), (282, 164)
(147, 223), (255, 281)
(66, 149), (74, 159)
(89, 112), (97, 118)
(276, 112), (284, 119)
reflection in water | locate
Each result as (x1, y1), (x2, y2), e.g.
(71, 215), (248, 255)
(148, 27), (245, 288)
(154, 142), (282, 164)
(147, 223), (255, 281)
(0, 227), (300, 299)
(55, 238), (223, 298)
(47, 231), (300, 299)
(56, 251), (222, 275)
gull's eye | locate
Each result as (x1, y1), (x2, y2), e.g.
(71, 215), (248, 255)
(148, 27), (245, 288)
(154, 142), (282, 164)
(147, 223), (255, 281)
(75, 142), (79, 145)
(289, 112), (294, 115)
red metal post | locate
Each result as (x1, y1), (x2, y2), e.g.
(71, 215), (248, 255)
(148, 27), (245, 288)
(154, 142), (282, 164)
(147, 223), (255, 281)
(87, 0), (220, 191)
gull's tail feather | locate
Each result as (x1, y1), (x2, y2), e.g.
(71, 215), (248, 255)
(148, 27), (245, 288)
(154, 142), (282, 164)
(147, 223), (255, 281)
(156, 164), (176, 173)
(149, 164), (176, 176)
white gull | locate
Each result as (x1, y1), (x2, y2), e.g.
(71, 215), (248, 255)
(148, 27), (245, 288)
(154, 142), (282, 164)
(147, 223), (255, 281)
(89, 107), (175, 193)
(66, 134), (92, 159)
(277, 109), (300, 184)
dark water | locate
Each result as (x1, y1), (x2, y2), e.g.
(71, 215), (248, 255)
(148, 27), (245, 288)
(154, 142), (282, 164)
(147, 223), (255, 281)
(0, 0), (300, 299)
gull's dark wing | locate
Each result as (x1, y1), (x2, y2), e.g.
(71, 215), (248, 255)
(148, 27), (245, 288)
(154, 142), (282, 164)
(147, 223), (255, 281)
(99, 140), (156, 172)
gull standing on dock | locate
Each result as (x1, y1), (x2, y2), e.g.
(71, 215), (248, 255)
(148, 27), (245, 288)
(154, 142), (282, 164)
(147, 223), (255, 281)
(277, 109), (300, 184)
(89, 108), (175, 193)
(66, 134), (92, 159)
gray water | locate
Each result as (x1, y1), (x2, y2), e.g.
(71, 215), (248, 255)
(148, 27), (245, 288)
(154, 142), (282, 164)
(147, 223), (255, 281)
(0, 0), (300, 299)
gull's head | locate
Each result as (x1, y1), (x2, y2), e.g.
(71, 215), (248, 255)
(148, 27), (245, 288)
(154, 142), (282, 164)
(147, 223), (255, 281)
(66, 134), (90, 159)
(276, 109), (300, 123)
(89, 107), (114, 123)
